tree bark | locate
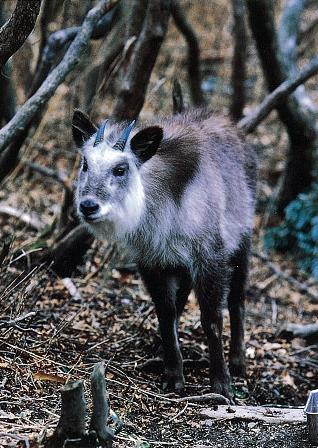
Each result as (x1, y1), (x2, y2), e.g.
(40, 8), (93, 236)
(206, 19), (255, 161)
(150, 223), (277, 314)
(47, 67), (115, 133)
(171, 0), (204, 106)
(230, 0), (247, 121)
(246, 0), (317, 217)
(112, 0), (171, 120)
(0, 0), (42, 72)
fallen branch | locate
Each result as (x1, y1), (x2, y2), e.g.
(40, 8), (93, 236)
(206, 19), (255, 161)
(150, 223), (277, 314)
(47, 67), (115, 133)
(252, 251), (318, 303)
(239, 56), (318, 133)
(0, 204), (44, 231)
(174, 393), (229, 405)
(0, 0), (41, 71)
(0, 0), (118, 153)
(201, 405), (306, 424)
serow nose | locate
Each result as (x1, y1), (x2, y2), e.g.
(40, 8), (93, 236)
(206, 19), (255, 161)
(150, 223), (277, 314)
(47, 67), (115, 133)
(80, 199), (99, 217)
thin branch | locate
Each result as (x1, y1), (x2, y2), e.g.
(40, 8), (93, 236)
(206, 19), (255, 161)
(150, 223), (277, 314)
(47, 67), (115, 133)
(239, 56), (318, 133)
(0, 0), (42, 71)
(171, 0), (204, 106)
(0, 0), (118, 154)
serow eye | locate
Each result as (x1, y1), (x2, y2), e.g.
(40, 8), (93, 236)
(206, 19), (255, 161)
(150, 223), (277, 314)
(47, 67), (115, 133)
(112, 165), (127, 177)
(82, 157), (88, 172)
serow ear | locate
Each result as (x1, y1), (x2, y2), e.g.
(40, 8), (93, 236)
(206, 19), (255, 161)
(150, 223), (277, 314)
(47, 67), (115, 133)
(130, 126), (163, 163)
(72, 109), (97, 147)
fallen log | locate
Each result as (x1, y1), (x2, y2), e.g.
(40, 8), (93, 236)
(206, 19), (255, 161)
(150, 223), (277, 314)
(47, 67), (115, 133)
(201, 405), (306, 424)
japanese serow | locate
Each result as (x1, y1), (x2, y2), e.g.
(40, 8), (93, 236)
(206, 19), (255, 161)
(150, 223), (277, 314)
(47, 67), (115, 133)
(73, 108), (257, 399)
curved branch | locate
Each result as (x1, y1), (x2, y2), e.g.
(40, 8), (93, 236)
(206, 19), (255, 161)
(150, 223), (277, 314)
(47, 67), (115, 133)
(0, 0), (118, 154)
(171, 0), (204, 106)
(0, 0), (42, 71)
(239, 56), (318, 133)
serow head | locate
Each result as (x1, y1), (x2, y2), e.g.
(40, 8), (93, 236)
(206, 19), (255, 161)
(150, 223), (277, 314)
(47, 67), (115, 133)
(72, 110), (163, 234)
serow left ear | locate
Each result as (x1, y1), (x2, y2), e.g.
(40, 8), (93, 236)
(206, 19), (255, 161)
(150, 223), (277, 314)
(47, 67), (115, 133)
(130, 126), (163, 163)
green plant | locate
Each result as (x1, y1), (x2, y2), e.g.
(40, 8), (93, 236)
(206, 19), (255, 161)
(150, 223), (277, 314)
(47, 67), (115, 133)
(264, 184), (318, 278)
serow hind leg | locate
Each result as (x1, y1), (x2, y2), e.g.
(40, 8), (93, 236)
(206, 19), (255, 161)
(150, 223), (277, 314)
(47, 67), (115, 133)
(228, 236), (250, 377)
(195, 262), (231, 400)
(139, 267), (184, 392)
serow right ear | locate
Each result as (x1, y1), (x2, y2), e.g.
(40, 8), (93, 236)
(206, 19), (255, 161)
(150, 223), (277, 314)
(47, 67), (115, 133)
(72, 110), (97, 147)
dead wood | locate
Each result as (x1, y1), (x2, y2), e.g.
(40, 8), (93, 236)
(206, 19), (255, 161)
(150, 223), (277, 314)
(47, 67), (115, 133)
(171, 0), (204, 106)
(0, 0), (42, 72)
(230, 0), (247, 121)
(201, 405), (306, 424)
(277, 323), (318, 343)
(239, 56), (318, 134)
(112, 0), (171, 120)
(45, 380), (88, 448)
(90, 362), (114, 447)
(0, 0), (118, 154)
(246, 0), (317, 216)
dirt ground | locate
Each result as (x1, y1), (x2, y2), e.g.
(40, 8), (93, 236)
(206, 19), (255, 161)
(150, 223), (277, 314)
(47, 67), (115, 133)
(1, 1), (318, 447)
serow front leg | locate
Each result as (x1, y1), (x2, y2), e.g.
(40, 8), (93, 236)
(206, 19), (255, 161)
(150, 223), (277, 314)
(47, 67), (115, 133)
(140, 268), (184, 392)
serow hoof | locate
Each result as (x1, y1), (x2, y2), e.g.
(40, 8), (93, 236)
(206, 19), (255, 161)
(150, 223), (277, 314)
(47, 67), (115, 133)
(229, 355), (246, 377)
(162, 369), (185, 394)
(210, 377), (232, 402)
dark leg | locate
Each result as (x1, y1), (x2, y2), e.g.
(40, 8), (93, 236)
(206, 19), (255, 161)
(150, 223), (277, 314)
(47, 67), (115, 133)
(228, 235), (250, 377)
(194, 258), (231, 399)
(176, 270), (192, 321)
(139, 266), (185, 392)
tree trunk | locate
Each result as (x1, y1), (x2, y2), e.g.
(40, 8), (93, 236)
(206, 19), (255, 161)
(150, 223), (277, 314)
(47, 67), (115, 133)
(246, 0), (317, 217)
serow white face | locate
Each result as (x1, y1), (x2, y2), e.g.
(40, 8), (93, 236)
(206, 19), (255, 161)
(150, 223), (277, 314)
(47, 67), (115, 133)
(72, 110), (163, 237)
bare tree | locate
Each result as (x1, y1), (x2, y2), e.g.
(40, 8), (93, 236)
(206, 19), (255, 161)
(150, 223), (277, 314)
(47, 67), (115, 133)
(112, 0), (171, 120)
(171, 0), (205, 106)
(246, 0), (317, 217)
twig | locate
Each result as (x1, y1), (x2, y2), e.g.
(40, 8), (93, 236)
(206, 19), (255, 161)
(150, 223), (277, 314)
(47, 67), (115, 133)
(0, 311), (36, 329)
(0, 0), (118, 153)
(252, 250), (318, 302)
(239, 56), (318, 133)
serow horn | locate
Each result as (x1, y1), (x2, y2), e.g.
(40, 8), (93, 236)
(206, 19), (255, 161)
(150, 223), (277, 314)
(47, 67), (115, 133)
(113, 120), (135, 151)
(94, 120), (108, 147)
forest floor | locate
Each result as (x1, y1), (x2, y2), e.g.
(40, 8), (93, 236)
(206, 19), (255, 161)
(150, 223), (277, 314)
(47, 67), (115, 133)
(1, 1), (318, 447)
